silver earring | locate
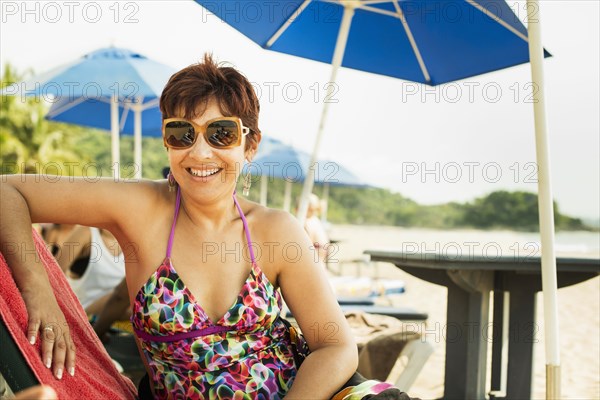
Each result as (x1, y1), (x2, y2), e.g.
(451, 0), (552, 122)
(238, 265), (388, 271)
(242, 167), (252, 196)
(168, 171), (177, 192)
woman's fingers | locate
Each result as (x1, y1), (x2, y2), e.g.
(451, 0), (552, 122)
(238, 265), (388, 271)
(63, 330), (76, 377)
(53, 331), (75, 379)
(38, 323), (76, 379)
(40, 324), (57, 370)
(27, 316), (40, 345)
(52, 329), (67, 379)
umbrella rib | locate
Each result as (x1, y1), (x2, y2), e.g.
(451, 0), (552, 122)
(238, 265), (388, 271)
(119, 106), (131, 132)
(391, 0), (431, 83)
(45, 96), (87, 118)
(358, 2), (432, 83)
(139, 97), (160, 111)
(265, 0), (313, 48)
(465, 0), (529, 42)
(358, 4), (397, 17)
(360, 0), (395, 5)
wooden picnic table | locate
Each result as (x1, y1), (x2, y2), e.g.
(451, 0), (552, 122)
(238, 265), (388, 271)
(364, 250), (600, 400)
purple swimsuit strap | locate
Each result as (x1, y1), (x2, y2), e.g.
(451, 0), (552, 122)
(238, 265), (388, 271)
(165, 186), (182, 259)
(232, 193), (256, 264)
(166, 187), (255, 264)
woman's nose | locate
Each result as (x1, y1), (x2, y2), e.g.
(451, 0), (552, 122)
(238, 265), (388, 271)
(189, 133), (214, 159)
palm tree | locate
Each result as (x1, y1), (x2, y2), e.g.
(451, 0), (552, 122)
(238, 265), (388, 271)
(1, 64), (84, 174)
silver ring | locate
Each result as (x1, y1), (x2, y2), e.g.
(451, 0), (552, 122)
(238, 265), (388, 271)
(43, 326), (53, 332)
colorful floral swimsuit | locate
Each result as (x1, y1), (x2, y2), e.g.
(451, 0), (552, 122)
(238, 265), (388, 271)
(131, 188), (304, 399)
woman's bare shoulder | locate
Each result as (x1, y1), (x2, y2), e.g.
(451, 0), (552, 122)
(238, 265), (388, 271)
(241, 201), (304, 241)
(113, 180), (175, 235)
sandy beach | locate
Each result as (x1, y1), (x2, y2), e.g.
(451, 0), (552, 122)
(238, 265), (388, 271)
(328, 224), (600, 400)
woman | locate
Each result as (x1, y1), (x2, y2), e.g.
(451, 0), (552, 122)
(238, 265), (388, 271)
(1, 55), (395, 399)
(303, 194), (330, 265)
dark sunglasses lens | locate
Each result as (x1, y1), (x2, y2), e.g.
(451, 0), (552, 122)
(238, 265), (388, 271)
(165, 121), (196, 148)
(206, 120), (239, 148)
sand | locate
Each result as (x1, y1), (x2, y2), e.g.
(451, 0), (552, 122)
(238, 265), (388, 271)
(327, 224), (600, 400)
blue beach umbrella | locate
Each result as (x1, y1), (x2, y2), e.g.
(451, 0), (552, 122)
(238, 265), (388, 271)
(2, 47), (175, 178)
(254, 137), (367, 185)
(46, 92), (163, 137)
(193, 0), (561, 396)
(252, 137), (367, 211)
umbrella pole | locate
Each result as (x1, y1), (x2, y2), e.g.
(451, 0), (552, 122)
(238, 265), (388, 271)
(296, 2), (356, 224)
(134, 99), (143, 179)
(321, 183), (329, 224)
(110, 95), (120, 180)
(283, 180), (293, 212)
(527, 1), (560, 398)
(260, 176), (268, 206)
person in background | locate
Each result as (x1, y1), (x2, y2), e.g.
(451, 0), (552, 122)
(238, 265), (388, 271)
(56, 225), (127, 319)
(303, 194), (331, 265)
(91, 278), (130, 343)
(39, 223), (76, 257)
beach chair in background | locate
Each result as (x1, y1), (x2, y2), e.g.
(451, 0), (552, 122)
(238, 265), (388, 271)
(283, 310), (433, 392)
(328, 272), (428, 321)
(347, 311), (434, 392)
(285, 298), (431, 392)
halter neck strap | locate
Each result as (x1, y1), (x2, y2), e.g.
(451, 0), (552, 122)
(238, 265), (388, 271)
(165, 187), (255, 264)
(232, 193), (256, 264)
(165, 186), (181, 259)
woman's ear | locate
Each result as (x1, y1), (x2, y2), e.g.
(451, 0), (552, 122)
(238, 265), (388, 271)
(245, 145), (258, 163)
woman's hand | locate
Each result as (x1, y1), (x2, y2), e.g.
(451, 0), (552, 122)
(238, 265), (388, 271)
(21, 279), (76, 380)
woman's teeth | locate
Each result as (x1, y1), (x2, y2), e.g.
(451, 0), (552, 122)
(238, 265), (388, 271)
(188, 168), (220, 177)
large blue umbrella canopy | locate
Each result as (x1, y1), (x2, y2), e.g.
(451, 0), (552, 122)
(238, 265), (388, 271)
(195, 0), (548, 85)
(252, 137), (367, 210)
(3, 47), (175, 178)
(253, 137), (367, 186)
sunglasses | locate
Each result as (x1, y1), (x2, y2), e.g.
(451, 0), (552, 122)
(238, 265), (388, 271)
(162, 117), (250, 149)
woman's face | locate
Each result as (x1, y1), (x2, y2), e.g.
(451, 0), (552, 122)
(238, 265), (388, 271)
(167, 98), (256, 201)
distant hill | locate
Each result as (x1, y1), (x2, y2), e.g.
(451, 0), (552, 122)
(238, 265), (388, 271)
(243, 178), (594, 232)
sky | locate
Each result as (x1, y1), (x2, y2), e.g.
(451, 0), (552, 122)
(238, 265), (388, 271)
(1, 0), (598, 220)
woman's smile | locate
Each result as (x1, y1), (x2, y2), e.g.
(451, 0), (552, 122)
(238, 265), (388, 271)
(186, 167), (222, 178)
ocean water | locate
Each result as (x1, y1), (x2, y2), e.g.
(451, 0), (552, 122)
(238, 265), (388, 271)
(327, 225), (600, 261)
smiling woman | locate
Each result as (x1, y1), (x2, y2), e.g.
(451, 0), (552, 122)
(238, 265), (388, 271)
(0, 54), (415, 400)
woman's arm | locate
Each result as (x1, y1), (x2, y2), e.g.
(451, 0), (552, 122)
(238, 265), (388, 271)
(92, 278), (130, 341)
(1, 182), (77, 380)
(266, 211), (358, 399)
(0, 175), (158, 379)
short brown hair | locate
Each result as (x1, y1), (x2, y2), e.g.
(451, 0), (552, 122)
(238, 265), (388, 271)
(160, 54), (261, 151)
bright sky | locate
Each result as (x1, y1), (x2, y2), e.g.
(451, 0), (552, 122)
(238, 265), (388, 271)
(1, 0), (598, 219)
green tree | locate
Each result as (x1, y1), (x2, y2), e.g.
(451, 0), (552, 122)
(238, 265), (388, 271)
(1, 63), (169, 179)
(1, 64), (87, 174)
